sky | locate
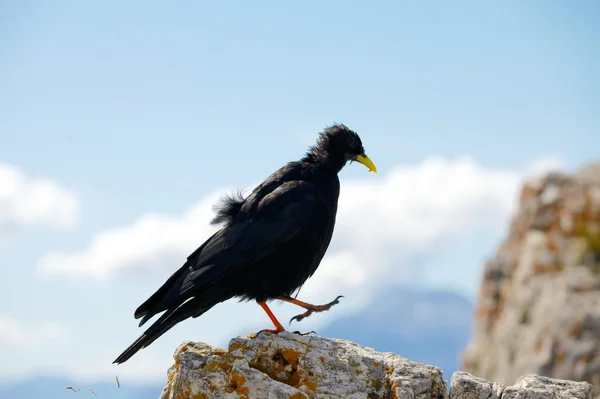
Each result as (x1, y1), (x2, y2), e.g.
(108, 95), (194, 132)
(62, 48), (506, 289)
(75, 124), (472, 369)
(1, 0), (599, 388)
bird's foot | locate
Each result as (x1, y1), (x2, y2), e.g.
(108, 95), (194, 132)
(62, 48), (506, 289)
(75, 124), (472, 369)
(292, 330), (316, 336)
(289, 295), (344, 324)
(255, 328), (315, 338)
(257, 327), (285, 336)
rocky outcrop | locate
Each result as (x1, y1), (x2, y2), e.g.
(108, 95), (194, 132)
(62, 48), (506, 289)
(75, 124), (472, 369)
(159, 332), (594, 399)
(450, 371), (593, 399)
(462, 162), (600, 395)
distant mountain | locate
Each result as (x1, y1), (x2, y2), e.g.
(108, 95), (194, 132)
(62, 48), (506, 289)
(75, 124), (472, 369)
(0, 287), (472, 397)
(321, 286), (474, 380)
(0, 376), (162, 399)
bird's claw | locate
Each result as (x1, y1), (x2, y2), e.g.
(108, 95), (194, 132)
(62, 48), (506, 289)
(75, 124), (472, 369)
(292, 330), (316, 336)
(257, 328), (285, 336)
(289, 311), (311, 324)
(289, 295), (344, 324)
(256, 329), (315, 338)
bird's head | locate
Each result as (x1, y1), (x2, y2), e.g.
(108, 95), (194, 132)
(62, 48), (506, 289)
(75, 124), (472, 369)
(313, 124), (377, 174)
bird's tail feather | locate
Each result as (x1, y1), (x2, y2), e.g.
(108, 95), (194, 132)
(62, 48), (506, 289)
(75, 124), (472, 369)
(138, 307), (160, 327)
(134, 231), (222, 325)
(113, 298), (217, 364)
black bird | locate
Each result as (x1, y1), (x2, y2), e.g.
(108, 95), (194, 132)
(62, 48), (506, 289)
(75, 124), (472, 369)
(113, 124), (377, 364)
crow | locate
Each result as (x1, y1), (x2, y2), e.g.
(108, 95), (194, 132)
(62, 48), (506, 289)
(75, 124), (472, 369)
(113, 123), (377, 364)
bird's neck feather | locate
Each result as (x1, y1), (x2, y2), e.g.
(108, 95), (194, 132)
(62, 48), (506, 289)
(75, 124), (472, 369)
(303, 146), (346, 174)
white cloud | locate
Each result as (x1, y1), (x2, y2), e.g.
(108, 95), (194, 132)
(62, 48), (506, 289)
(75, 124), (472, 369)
(0, 316), (68, 347)
(38, 190), (224, 278)
(0, 316), (80, 381)
(293, 155), (523, 308)
(0, 314), (158, 383)
(0, 163), (80, 243)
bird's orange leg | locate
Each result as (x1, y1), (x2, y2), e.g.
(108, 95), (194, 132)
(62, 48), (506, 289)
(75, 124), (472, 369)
(275, 295), (344, 324)
(257, 301), (285, 333)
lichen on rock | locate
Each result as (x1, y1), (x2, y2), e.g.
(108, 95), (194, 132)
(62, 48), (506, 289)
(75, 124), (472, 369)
(159, 331), (447, 399)
(159, 331), (594, 399)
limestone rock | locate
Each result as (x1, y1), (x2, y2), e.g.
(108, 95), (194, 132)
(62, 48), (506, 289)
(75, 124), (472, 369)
(462, 162), (600, 396)
(159, 331), (447, 399)
(503, 374), (593, 399)
(450, 372), (594, 399)
(159, 332), (595, 399)
(450, 371), (505, 399)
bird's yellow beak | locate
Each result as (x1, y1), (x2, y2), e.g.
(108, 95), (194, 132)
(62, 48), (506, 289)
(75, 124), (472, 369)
(355, 154), (377, 173)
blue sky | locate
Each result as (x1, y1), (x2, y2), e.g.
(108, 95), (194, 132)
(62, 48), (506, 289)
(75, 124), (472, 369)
(0, 0), (598, 385)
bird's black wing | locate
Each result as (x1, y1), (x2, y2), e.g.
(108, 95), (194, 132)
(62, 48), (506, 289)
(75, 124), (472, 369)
(134, 179), (317, 325)
(181, 179), (317, 294)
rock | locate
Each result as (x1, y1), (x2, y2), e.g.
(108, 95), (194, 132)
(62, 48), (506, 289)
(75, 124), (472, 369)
(540, 185), (561, 206)
(450, 372), (594, 399)
(504, 374), (593, 399)
(160, 331), (447, 399)
(462, 161), (600, 397)
(450, 371), (505, 399)
(159, 332), (594, 399)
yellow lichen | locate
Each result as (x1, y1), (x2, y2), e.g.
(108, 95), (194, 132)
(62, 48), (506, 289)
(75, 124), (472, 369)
(388, 381), (401, 399)
(303, 378), (317, 392)
(229, 371), (250, 395)
(203, 359), (231, 374)
(288, 370), (301, 387)
(281, 348), (301, 366)
(229, 341), (243, 351)
(172, 387), (194, 399)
